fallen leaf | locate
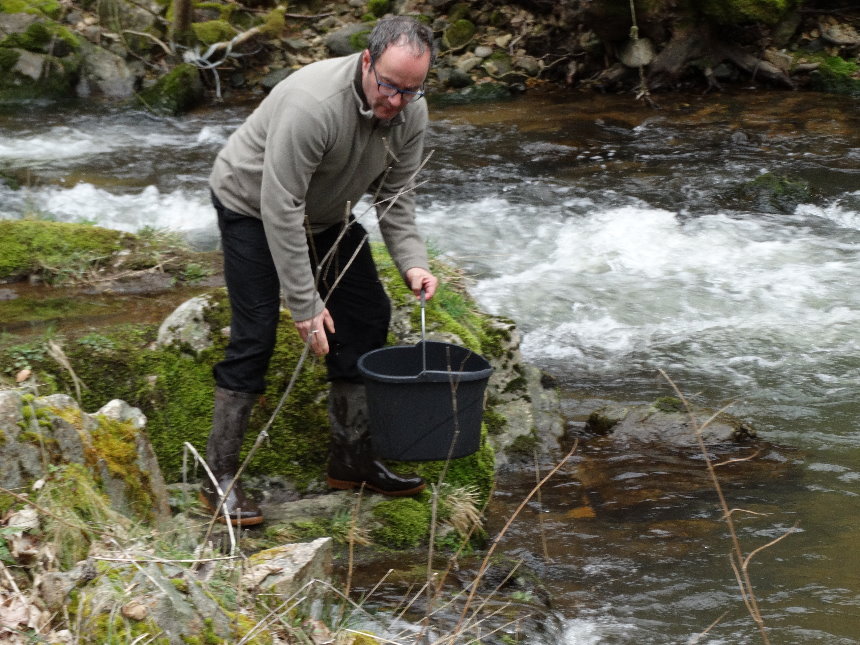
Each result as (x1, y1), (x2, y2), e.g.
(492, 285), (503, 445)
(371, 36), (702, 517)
(566, 506), (597, 519)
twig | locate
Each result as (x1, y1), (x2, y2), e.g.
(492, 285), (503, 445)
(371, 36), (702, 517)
(454, 441), (577, 631)
(122, 30), (172, 55)
(714, 449), (762, 467)
(658, 369), (789, 644)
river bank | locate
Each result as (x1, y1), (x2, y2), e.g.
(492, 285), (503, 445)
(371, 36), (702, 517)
(0, 0), (858, 111)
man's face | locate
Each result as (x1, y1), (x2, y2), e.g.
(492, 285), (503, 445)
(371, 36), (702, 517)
(361, 44), (431, 121)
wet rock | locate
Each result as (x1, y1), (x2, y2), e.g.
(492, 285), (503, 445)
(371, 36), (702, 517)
(584, 397), (756, 448)
(76, 41), (136, 98)
(156, 294), (215, 354)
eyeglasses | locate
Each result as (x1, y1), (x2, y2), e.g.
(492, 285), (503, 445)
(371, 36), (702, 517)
(370, 57), (425, 103)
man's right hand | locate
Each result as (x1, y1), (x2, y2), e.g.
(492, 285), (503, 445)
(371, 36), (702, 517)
(295, 308), (335, 356)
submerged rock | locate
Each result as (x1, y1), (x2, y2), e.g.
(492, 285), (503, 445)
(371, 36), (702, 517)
(585, 396), (756, 448)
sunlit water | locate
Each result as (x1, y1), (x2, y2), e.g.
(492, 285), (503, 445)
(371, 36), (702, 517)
(2, 90), (860, 643)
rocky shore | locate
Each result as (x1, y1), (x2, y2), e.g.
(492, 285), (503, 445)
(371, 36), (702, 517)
(1, 0), (858, 109)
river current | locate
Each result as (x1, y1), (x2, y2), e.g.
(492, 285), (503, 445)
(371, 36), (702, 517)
(1, 89), (859, 643)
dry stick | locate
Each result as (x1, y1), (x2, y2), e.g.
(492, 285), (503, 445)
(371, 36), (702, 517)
(420, 357), (467, 641)
(344, 482), (366, 598)
(185, 441), (237, 557)
(447, 561), (525, 643)
(690, 611), (731, 644)
(658, 369), (788, 645)
(453, 441), (578, 632)
(534, 448), (551, 563)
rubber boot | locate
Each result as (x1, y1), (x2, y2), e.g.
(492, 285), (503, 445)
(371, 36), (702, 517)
(326, 380), (425, 496)
(199, 387), (264, 526)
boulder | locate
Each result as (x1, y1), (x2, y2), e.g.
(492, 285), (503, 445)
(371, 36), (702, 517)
(325, 22), (373, 56)
(76, 41), (136, 98)
(585, 397), (756, 448)
(156, 294), (215, 354)
(0, 389), (171, 525)
(243, 537), (333, 603)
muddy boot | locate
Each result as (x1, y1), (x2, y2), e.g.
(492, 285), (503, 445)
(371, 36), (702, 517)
(326, 380), (425, 496)
(199, 387), (264, 526)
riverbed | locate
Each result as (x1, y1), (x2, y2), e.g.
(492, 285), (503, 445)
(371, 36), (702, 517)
(1, 87), (859, 643)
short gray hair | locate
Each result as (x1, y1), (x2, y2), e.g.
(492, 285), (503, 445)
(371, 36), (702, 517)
(367, 16), (435, 65)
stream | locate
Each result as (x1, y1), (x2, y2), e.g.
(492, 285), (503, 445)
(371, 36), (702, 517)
(1, 87), (859, 643)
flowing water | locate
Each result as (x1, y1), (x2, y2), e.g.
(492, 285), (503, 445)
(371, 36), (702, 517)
(1, 89), (859, 643)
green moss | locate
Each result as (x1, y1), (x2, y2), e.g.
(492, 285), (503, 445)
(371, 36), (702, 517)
(448, 2), (470, 22)
(698, 0), (797, 25)
(652, 397), (684, 413)
(348, 26), (373, 51)
(585, 409), (620, 435)
(260, 6), (286, 36)
(137, 63), (204, 116)
(0, 220), (126, 282)
(506, 431), (538, 457)
(372, 497), (431, 549)
(191, 19), (235, 45)
(88, 414), (157, 521)
(366, 0), (390, 18)
(35, 462), (120, 567)
(0, 48), (19, 72)
(0, 20), (79, 53)
(0, 0), (62, 18)
(483, 407), (507, 435)
(810, 55), (860, 97)
(442, 19), (475, 50)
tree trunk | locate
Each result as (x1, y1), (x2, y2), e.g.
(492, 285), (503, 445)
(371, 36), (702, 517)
(172, 0), (194, 47)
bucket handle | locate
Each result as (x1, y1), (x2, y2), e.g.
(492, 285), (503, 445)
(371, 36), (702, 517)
(420, 288), (427, 374)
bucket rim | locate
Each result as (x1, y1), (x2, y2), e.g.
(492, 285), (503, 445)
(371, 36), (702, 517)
(357, 341), (493, 384)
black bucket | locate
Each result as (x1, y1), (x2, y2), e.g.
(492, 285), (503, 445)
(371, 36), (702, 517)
(358, 340), (493, 461)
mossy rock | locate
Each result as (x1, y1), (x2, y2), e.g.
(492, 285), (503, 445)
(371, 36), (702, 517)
(448, 2), (471, 22)
(0, 220), (127, 281)
(137, 63), (204, 116)
(740, 172), (815, 213)
(810, 55), (860, 97)
(0, 20), (80, 54)
(191, 19), (235, 45)
(0, 48), (81, 101)
(366, 0), (390, 18)
(442, 19), (475, 50)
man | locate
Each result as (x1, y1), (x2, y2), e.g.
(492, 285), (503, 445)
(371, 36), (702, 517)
(201, 16), (439, 526)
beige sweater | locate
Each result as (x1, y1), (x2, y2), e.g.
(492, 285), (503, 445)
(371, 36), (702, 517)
(209, 53), (430, 321)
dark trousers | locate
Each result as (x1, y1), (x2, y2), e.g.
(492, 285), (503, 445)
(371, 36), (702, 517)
(212, 195), (391, 393)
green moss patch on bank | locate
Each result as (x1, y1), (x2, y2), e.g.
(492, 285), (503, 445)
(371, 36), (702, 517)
(0, 220), (128, 281)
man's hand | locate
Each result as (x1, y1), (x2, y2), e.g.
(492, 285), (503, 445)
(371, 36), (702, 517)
(295, 308), (335, 356)
(405, 267), (439, 300)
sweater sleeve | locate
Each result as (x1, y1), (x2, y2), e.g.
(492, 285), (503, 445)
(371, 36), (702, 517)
(374, 103), (431, 278)
(259, 94), (328, 322)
